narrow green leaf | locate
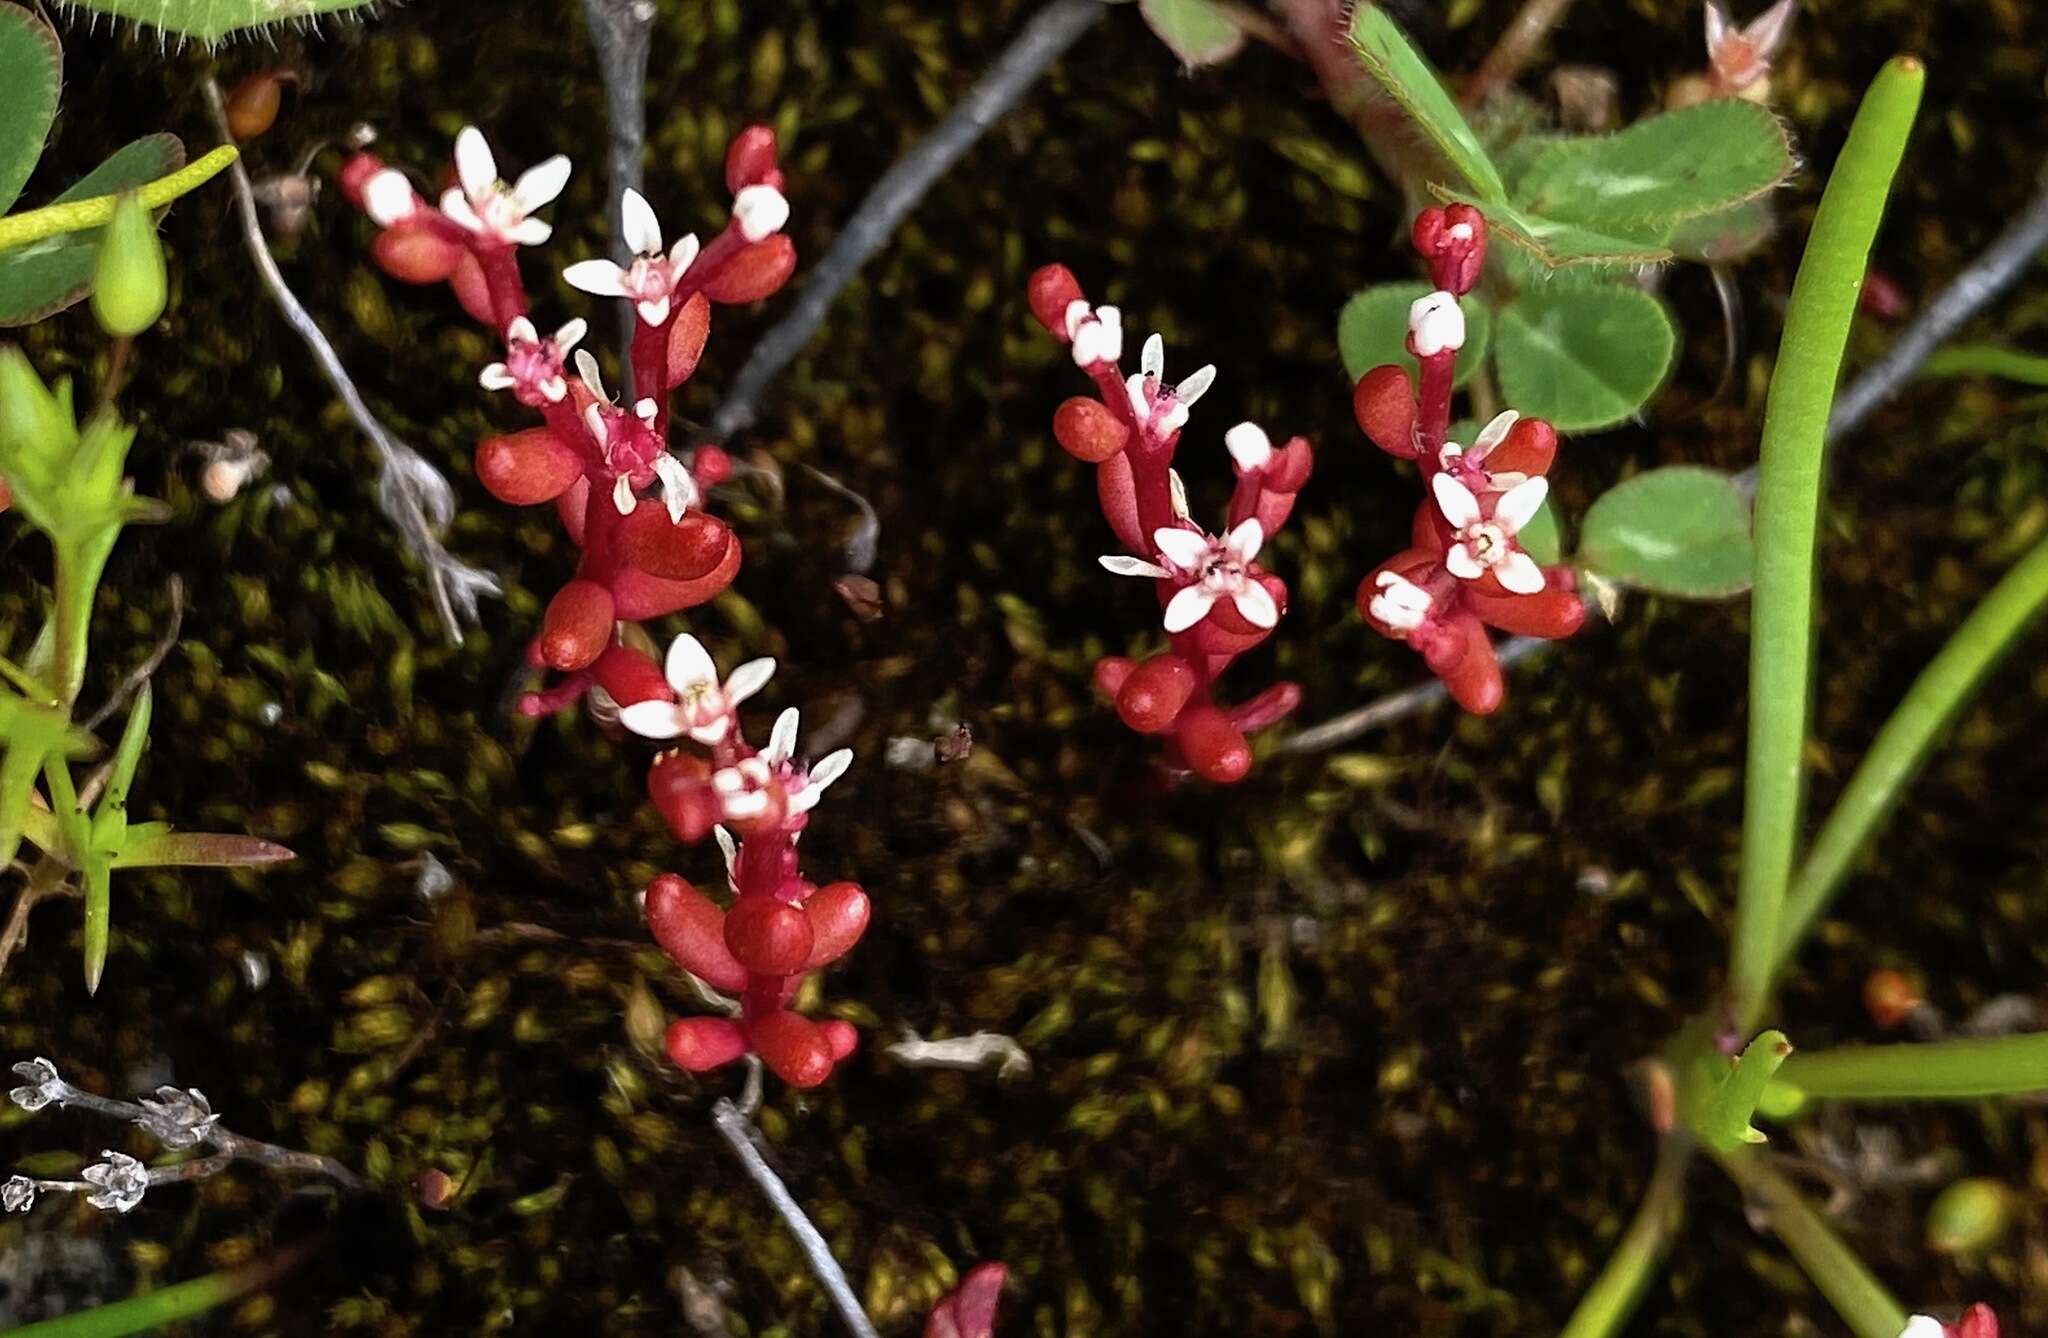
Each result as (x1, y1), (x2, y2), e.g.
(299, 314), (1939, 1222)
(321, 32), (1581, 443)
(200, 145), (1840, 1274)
(1515, 100), (1795, 229)
(1137, 0), (1244, 68)
(1495, 286), (1677, 431)
(0, 135), (185, 327)
(1336, 282), (1490, 386)
(81, 850), (109, 993)
(89, 683), (150, 853)
(1918, 342), (2048, 386)
(57, 0), (377, 41)
(0, 1), (60, 215)
(114, 828), (294, 868)
(1580, 466), (1755, 598)
(1777, 1032), (2048, 1101)
(1699, 1030), (1793, 1151)
(1348, 6), (1506, 201)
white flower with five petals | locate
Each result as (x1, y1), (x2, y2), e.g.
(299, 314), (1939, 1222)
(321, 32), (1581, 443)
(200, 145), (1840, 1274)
(479, 316), (586, 405)
(712, 757), (776, 821)
(761, 708), (853, 817)
(562, 189), (702, 327)
(1100, 519), (1277, 633)
(1436, 410), (1527, 491)
(571, 350), (697, 520)
(1122, 333), (1215, 439)
(438, 127), (569, 248)
(1432, 472), (1549, 595)
(617, 634), (774, 745)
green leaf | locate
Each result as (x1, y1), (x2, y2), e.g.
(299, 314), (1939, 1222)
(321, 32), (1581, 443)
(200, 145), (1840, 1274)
(1667, 197), (1776, 264)
(1137, 0), (1244, 67)
(1337, 282), (1490, 386)
(1698, 1029), (1793, 1151)
(1579, 465), (1755, 599)
(0, 1), (59, 215)
(1495, 285), (1677, 430)
(114, 828), (294, 868)
(57, 0), (377, 41)
(1918, 342), (2048, 386)
(1518, 496), (1563, 566)
(1452, 194), (1672, 270)
(1514, 100), (1794, 229)
(0, 135), (184, 327)
(89, 683), (150, 853)
(1348, 5), (1506, 201)
(81, 849), (109, 993)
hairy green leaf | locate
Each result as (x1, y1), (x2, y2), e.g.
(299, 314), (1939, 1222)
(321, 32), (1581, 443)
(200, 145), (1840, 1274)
(58, 0), (377, 42)
(1495, 285), (1676, 430)
(1349, 6), (1506, 201)
(0, 2), (59, 215)
(1451, 195), (1672, 270)
(1515, 99), (1794, 229)
(1337, 282), (1490, 386)
(0, 135), (184, 326)
(1580, 465), (1755, 599)
(1138, 0), (1244, 67)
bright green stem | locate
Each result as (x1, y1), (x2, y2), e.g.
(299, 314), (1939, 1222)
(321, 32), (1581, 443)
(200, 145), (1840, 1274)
(1778, 1032), (2048, 1101)
(1918, 342), (2048, 386)
(1732, 56), (1925, 1030)
(1773, 532), (2048, 979)
(50, 539), (93, 710)
(1557, 1138), (1692, 1338)
(1715, 1149), (1908, 1338)
(0, 146), (238, 254)
(1, 1239), (312, 1337)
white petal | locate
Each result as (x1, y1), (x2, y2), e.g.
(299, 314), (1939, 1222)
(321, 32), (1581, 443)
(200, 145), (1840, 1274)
(478, 363), (515, 391)
(1095, 305), (1120, 332)
(362, 169), (417, 226)
(1493, 476), (1549, 534)
(453, 127), (496, 199)
(539, 377), (567, 403)
(1162, 585), (1216, 633)
(1432, 472), (1481, 528)
(724, 657), (776, 705)
(1124, 373), (1151, 423)
(509, 218), (553, 246)
(732, 183), (789, 242)
(612, 473), (638, 515)
(438, 189), (483, 234)
(714, 825), (739, 886)
(617, 701), (685, 740)
(664, 634), (719, 694)
(1155, 400), (1190, 436)
(1898, 1319), (1946, 1338)
(1745, 0), (1798, 57)
(808, 749), (853, 793)
(1407, 290), (1465, 357)
(512, 154), (571, 212)
(554, 317), (587, 351)
(563, 259), (630, 298)
(1224, 517), (1264, 563)
(1141, 332), (1164, 382)
(1444, 542), (1483, 581)
(689, 715), (734, 746)
(1063, 299), (1091, 340)
(1168, 469), (1189, 521)
(654, 454), (697, 520)
(1496, 550), (1546, 595)
(1704, 0), (1731, 51)
(1152, 527), (1210, 571)
(637, 297), (671, 327)
(634, 398), (658, 422)
(1225, 422), (1272, 472)
(766, 707), (800, 764)
(1071, 322), (1109, 368)
(506, 316), (539, 343)
(1176, 364), (1216, 405)
(1232, 580), (1278, 628)
(573, 349), (606, 401)
(582, 404), (608, 445)
(721, 789), (769, 820)
(669, 233), (701, 274)
(1470, 410), (1519, 460)
(1099, 555), (1172, 579)
(620, 187), (662, 255)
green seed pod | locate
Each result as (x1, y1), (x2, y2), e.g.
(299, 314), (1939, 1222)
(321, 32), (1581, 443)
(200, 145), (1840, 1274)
(90, 192), (167, 337)
(1927, 1177), (2013, 1254)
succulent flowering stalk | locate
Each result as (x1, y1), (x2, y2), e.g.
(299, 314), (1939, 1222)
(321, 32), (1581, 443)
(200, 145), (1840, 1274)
(346, 127), (868, 1089)
(1025, 267), (1312, 782)
(1351, 205), (1586, 714)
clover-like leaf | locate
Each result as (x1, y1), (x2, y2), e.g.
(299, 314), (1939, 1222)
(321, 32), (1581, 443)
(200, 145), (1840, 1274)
(1514, 99), (1794, 230)
(1579, 465), (1755, 599)
(1517, 497), (1564, 566)
(1138, 0), (1245, 68)
(0, 135), (184, 327)
(1349, 5), (1506, 202)
(1495, 284), (1677, 431)
(1337, 282), (1490, 387)
(0, 2), (59, 216)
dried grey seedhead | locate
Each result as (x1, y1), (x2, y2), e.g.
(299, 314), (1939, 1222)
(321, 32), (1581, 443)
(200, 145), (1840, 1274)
(2, 1175), (34, 1213)
(136, 1086), (219, 1149)
(81, 1151), (147, 1214)
(9, 1058), (62, 1113)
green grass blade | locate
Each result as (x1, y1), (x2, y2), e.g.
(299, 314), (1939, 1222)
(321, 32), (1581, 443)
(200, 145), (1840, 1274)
(1558, 1139), (1692, 1338)
(2, 1239), (313, 1337)
(1776, 1032), (2048, 1101)
(1713, 1149), (1908, 1338)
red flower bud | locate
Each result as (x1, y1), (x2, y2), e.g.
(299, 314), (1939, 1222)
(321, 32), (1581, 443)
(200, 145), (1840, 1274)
(1115, 653), (1197, 734)
(590, 643), (670, 708)
(747, 1009), (836, 1088)
(1412, 203), (1487, 294)
(617, 508), (732, 581)
(1176, 704), (1251, 783)
(666, 292), (713, 387)
(725, 125), (782, 194)
(1053, 396), (1130, 462)
(1435, 611), (1504, 714)
(1027, 264), (1084, 339)
(225, 69), (295, 141)
(723, 897), (816, 976)
(371, 224), (463, 285)
(1955, 1303), (2000, 1338)
(1486, 416), (1557, 479)
(475, 427), (583, 505)
(666, 1016), (750, 1071)
(538, 579), (615, 671)
(1230, 681), (1302, 733)
(1092, 656), (1135, 700)
(1354, 365), (1417, 457)
(803, 882), (871, 969)
(704, 235), (796, 304)
(645, 873), (748, 992)
(649, 751), (723, 843)
(692, 444), (733, 490)
(338, 152), (385, 211)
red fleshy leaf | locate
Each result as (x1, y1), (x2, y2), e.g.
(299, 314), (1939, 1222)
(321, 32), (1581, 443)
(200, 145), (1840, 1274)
(666, 1016), (749, 1072)
(1465, 578), (1584, 639)
(819, 1019), (859, 1063)
(802, 882), (871, 970)
(723, 897), (815, 976)
(1095, 454), (1146, 554)
(1027, 264), (1083, 339)
(926, 1262), (1007, 1338)
(450, 253), (495, 326)
(704, 235), (796, 304)
(1053, 397), (1129, 462)
(475, 427), (583, 505)
(616, 508), (731, 581)
(747, 1009), (836, 1088)
(538, 579), (615, 671)
(1115, 653), (1197, 734)
(1486, 416), (1557, 478)
(1230, 681), (1302, 733)
(590, 644), (670, 707)
(1176, 704), (1251, 783)
(666, 292), (712, 387)
(1092, 656), (1135, 700)
(645, 873), (748, 993)
(611, 532), (741, 620)
(372, 224), (462, 285)
(648, 752), (723, 844)
(725, 125), (781, 193)
(1354, 365), (1417, 458)
(1435, 610), (1504, 714)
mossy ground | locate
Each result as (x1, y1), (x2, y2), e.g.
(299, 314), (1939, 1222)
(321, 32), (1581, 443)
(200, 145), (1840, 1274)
(4, 0), (2048, 1333)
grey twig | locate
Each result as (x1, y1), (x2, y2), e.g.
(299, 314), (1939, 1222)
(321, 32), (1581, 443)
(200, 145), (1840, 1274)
(1284, 167), (2048, 753)
(79, 576), (182, 734)
(710, 1097), (880, 1338)
(577, 0), (655, 380)
(706, 0), (1106, 442)
(202, 79), (499, 646)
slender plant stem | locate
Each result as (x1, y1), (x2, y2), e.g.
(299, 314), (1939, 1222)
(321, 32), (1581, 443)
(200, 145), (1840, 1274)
(0, 147), (238, 253)
(1777, 1032), (2048, 1101)
(707, 0), (1104, 442)
(577, 0), (653, 381)
(1771, 532), (2048, 978)
(709, 1098), (881, 1338)
(1461, 0), (1578, 109)
(1731, 57), (1924, 1031)
(1714, 1148), (1908, 1338)
(1, 1237), (315, 1338)
(1557, 1137), (1692, 1338)
(49, 539), (90, 710)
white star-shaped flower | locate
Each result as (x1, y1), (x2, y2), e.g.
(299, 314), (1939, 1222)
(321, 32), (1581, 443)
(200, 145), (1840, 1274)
(1065, 301), (1123, 368)
(562, 188), (702, 327)
(438, 127), (569, 248)
(478, 316), (586, 405)
(1100, 519), (1276, 633)
(761, 707), (854, 816)
(1432, 472), (1548, 595)
(617, 634), (775, 745)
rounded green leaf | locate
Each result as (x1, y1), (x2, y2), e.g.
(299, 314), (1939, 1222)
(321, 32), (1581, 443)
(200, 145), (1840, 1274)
(0, 1), (60, 215)
(1495, 285), (1676, 431)
(1579, 465), (1755, 599)
(58, 0), (376, 41)
(1138, 0), (1244, 68)
(1337, 282), (1489, 386)
(1517, 496), (1563, 566)
(1515, 99), (1794, 229)
(0, 134), (183, 326)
